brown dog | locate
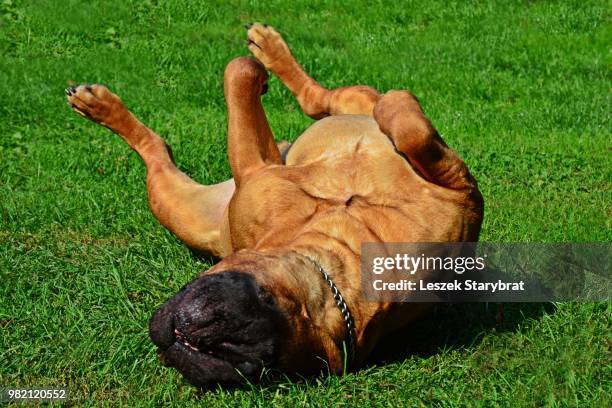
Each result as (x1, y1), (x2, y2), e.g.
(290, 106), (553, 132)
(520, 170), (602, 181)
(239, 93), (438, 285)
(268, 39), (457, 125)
(66, 24), (483, 387)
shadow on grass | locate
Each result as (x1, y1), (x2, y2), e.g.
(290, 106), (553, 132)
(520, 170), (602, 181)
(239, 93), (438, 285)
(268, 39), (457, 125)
(367, 302), (556, 365)
(188, 250), (557, 385)
(183, 303), (556, 397)
(186, 251), (557, 389)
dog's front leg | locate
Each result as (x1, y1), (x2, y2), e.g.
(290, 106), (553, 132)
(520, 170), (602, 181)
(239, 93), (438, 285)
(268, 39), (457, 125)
(223, 57), (282, 185)
(66, 85), (234, 257)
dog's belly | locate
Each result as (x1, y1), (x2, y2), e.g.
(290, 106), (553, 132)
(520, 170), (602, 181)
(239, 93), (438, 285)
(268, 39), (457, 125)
(227, 115), (471, 253)
(284, 115), (393, 166)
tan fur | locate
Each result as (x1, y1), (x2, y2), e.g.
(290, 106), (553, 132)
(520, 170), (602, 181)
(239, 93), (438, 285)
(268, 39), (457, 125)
(67, 24), (483, 374)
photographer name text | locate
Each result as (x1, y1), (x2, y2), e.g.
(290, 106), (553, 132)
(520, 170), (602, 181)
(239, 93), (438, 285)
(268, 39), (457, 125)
(372, 279), (525, 292)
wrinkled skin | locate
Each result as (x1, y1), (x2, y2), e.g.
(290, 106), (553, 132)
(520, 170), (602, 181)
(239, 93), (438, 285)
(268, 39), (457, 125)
(66, 24), (483, 387)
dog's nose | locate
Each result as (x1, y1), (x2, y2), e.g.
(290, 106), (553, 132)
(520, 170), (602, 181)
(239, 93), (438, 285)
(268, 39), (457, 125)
(149, 271), (286, 387)
(149, 281), (188, 351)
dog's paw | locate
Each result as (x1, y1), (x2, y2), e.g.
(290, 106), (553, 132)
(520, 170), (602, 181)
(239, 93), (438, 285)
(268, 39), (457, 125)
(245, 23), (292, 71)
(65, 84), (127, 127)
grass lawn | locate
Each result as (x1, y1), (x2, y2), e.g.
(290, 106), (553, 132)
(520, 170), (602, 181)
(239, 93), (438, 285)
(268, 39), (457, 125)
(1, 0), (610, 406)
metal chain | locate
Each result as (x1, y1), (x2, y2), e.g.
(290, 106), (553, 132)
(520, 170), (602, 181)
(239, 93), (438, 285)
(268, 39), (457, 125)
(306, 256), (357, 365)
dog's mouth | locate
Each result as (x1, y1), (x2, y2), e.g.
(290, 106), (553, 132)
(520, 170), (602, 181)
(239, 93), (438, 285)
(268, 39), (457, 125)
(173, 329), (203, 353)
(149, 271), (286, 388)
(164, 327), (258, 362)
(154, 328), (264, 387)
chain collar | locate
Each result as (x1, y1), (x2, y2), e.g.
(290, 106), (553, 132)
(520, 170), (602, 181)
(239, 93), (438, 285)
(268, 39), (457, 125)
(304, 255), (357, 367)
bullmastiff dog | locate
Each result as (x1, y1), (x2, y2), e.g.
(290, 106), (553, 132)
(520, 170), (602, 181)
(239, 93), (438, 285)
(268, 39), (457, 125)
(65, 24), (483, 387)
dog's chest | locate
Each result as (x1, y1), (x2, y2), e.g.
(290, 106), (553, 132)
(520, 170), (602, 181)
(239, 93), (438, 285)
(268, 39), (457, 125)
(227, 148), (465, 252)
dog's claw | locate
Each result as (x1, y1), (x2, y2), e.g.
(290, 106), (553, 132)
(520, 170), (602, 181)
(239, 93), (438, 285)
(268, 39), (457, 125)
(245, 22), (253, 29)
(65, 83), (124, 125)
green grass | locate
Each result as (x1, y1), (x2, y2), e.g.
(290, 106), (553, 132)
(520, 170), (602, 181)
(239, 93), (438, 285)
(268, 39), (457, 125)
(1, 0), (610, 406)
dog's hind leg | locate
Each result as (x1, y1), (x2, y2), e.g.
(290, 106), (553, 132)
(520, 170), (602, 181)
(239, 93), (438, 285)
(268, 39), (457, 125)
(246, 23), (380, 118)
(371, 90), (480, 191)
(246, 24), (479, 192)
(66, 84), (233, 258)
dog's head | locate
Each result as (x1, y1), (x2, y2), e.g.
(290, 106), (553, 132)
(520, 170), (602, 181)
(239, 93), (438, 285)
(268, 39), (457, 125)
(149, 251), (346, 387)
